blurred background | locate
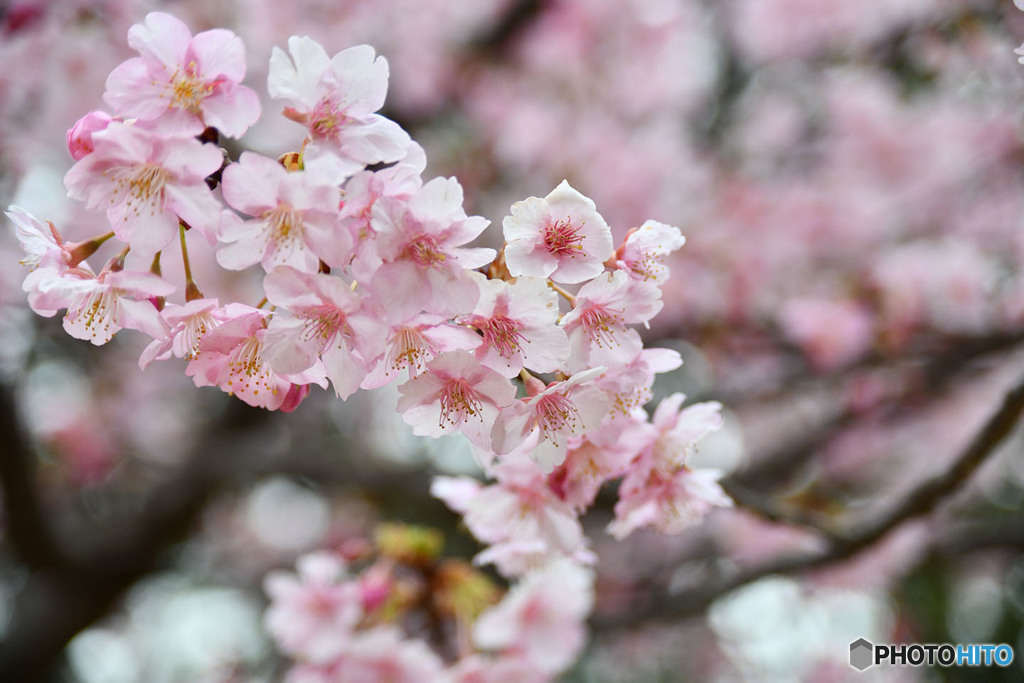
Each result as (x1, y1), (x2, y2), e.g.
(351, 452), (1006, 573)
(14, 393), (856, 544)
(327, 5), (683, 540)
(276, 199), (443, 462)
(3, 0), (1024, 680)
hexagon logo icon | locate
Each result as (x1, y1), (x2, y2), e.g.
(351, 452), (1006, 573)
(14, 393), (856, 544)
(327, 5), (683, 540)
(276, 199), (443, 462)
(850, 638), (874, 671)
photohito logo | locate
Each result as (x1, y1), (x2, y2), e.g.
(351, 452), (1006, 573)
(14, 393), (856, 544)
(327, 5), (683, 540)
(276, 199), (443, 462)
(849, 639), (1014, 671)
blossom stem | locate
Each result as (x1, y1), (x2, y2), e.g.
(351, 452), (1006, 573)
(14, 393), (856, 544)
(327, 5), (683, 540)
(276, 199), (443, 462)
(179, 221), (203, 302)
(547, 280), (577, 307)
(66, 231), (116, 267)
(103, 245), (130, 274)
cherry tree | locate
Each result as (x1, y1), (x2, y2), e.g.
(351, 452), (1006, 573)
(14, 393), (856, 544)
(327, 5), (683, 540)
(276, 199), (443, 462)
(1, 1), (1024, 681)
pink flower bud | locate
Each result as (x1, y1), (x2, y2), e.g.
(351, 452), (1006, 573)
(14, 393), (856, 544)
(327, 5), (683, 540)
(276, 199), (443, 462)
(66, 111), (114, 161)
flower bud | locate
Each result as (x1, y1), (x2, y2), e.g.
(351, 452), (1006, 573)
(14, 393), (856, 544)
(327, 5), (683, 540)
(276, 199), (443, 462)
(66, 111), (114, 160)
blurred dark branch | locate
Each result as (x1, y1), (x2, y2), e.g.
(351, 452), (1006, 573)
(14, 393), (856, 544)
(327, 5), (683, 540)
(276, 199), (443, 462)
(0, 391), (440, 680)
(0, 383), (66, 570)
(598, 371), (1024, 630)
(466, 0), (545, 58)
(724, 329), (1024, 491)
(828, 374), (1024, 552)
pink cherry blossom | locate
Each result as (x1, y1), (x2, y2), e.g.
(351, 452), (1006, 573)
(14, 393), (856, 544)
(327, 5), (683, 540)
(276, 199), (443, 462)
(370, 177), (495, 322)
(613, 219), (686, 284)
(8, 205), (72, 272)
(20, 265), (96, 319)
(66, 111), (115, 161)
(610, 394), (732, 539)
(396, 350), (516, 449)
(558, 270), (663, 374)
(473, 558), (594, 674)
(361, 314), (482, 389)
(463, 272), (569, 378)
(138, 299), (249, 370)
(263, 551), (363, 663)
(492, 368), (609, 473)
(503, 180), (614, 284)
(62, 270), (175, 346)
(218, 151), (350, 273)
(104, 12), (260, 137)
(341, 143), (427, 281)
(186, 307), (326, 411)
(8, 207), (116, 315)
(63, 121), (223, 258)
(262, 267), (386, 399)
(287, 627), (444, 683)
(608, 467), (734, 540)
(595, 346), (683, 417)
(548, 416), (649, 511)
(431, 456), (595, 576)
(268, 36), (410, 182)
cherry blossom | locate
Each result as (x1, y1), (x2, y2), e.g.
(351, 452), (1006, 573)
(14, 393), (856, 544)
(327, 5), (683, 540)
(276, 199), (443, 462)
(104, 12), (260, 137)
(610, 394), (732, 539)
(361, 314), (481, 389)
(396, 350), (516, 449)
(218, 151), (349, 273)
(462, 272), (569, 378)
(370, 177), (494, 322)
(503, 180), (614, 284)
(8, 205), (73, 272)
(472, 558), (594, 674)
(595, 346), (683, 418)
(138, 299), (253, 370)
(492, 368), (609, 473)
(63, 122), (223, 258)
(613, 219), (686, 284)
(262, 266), (386, 399)
(62, 270), (175, 346)
(558, 270), (663, 374)
(268, 36), (410, 182)
(186, 307), (326, 411)
(547, 416), (649, 511)
(263, 552), (363, 663)
(287, 628), (445, 683)
(432, 457), (595, 576)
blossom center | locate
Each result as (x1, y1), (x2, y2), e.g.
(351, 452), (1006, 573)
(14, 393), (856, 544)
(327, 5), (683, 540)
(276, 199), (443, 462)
(480, 315), (525, 358)
(309, 98), (349, 141)
(263, 204), (303, 252)
(300, 305), (346, 347)
(534, 392), (582, 447)
(628, 253), (661, 281)
(181, 311), (216, 359)
(227, 336), (275, 397)
(406, 235), (446, 267)
(111, 164), (170, 219)
(439, 379), (483, 427)
(543, 219), (584, 257)
(66, 288), (117, 339)
(579, 304), (620, 347)
(388, 328), (430, 375)
(170, 62), (214, 113)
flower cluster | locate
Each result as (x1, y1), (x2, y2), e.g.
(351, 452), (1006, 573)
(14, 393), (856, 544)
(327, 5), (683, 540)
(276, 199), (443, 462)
(264, 531), (594, 682)
(8, 12), (732, 679)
